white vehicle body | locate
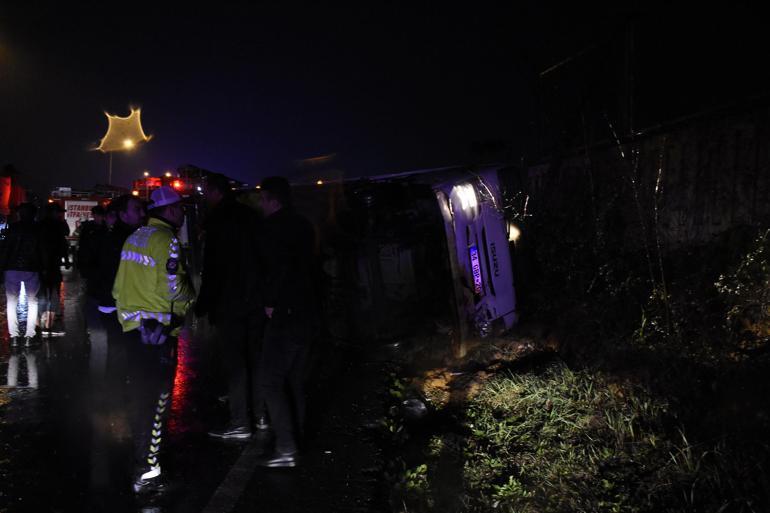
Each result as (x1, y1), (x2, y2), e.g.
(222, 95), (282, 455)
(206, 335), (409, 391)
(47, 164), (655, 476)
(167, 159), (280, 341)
(432, 168), (517, 336)
(368, 166), (518, 337)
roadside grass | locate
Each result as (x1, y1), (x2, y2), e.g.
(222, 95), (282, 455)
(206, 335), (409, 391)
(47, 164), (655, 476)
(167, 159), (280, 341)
(464, 364), (678, 512)
(387, 225), (770, 512)
(393, 360), (769, 513)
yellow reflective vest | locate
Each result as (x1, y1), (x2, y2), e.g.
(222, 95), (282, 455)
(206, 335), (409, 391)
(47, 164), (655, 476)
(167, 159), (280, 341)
(112, 217), (195, 334)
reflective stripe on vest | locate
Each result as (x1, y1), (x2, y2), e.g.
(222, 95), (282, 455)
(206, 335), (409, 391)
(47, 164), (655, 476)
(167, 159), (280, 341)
(121, 250), (157, 267)
(121, 310), (171, 323)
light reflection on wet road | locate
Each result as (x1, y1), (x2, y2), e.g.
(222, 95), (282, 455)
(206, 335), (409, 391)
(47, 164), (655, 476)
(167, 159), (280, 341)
(0, 270), (390, 513)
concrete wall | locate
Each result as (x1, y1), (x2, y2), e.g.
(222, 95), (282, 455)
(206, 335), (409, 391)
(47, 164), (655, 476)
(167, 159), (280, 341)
(523, 99), (770, 250)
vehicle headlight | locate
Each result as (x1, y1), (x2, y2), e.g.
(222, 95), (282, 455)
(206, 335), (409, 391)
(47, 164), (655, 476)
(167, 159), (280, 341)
(451, 183), (479, 219)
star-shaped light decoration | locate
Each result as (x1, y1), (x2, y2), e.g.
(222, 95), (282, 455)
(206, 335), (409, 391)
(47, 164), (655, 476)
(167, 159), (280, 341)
(96, 108), (151, 153)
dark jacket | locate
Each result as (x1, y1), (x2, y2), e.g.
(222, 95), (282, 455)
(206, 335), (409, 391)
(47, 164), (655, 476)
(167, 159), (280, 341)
(260, 207), (317, 320)
(88, 220), (137, 307)
(0, 220), (45, 273)
(77, 220), (107, 280)
(196, 197), (263, 325)
(39, 218), (70, 286)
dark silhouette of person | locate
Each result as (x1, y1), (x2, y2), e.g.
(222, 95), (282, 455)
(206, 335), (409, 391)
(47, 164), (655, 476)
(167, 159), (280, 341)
(38, 202), (70, 335)
(199, 173), (268, 440)
(85, 195), (146, 378)
(76, 204), (107, 280)
(256, 176), (317, 468)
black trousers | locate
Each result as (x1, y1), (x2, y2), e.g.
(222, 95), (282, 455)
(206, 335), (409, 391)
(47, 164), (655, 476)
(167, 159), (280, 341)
(260, 315), (312, 453)
(218, 314), (265, 427)
(104, 313), (129, 388)
(84, 298), (123, 382)
(85, 307), (130, 493)
(85, 301), (129, 410)
(39, 272), (62, 314)
(123, 330), (176, 472)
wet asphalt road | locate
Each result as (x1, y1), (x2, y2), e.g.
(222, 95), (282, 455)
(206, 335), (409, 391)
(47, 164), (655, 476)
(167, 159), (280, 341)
(0, 270), (391, 513)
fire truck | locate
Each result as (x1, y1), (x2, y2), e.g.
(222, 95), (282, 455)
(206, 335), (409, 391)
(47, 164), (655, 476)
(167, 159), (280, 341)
(131, 174), (188, 201)
(130, 165), (249, 201)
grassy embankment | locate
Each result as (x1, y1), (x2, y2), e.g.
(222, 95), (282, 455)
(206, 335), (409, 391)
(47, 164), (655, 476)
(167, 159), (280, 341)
(385, 227), (770, 512)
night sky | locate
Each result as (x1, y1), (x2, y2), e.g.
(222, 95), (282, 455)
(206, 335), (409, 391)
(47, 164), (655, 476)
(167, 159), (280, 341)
(1, 3), (766, 195)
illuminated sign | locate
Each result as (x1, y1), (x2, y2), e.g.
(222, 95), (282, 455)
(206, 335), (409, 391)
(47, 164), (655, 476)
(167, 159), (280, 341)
(64, 200), (98, 235)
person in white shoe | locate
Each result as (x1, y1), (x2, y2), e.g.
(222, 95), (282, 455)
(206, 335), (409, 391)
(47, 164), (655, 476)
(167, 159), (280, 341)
(112, 186), (195, 494)
(38, 202), (70, 337)
(0, 203), (45, 347)
(256, 177), (317, 469)
(198, 173), (268, 441)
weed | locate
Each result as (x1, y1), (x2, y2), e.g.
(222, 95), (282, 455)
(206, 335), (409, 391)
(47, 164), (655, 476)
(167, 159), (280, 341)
(392, 359), (768, 512)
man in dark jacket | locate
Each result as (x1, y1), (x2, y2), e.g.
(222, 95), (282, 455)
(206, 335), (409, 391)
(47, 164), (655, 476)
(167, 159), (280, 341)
(85, 195), (145, 377)
(83, 195), (145, 494)
(38, 203), (70, 335)
(0, 203), (45, 346)
(76, 205), (107, 280)
(87, 196), (145, 316)
(256, 176), (317, 467)
(199, 174), (267, 440)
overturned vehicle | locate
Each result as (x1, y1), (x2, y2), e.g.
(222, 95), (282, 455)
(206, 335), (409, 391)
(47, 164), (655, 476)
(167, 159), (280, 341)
(292, 165), (521, 349)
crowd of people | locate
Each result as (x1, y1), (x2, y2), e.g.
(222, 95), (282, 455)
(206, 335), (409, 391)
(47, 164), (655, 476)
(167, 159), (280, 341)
(0, 175), (318, 496)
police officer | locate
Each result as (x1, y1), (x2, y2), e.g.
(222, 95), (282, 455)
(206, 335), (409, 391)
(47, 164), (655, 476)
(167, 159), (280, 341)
(112, 186), (195, 494)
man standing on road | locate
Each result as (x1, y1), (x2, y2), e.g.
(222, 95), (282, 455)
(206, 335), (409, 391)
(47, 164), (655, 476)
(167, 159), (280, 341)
(76, 205), (107, 280)
(0, 203), (45, 347)
(197, 173), (268, 441)
(85, 195), (145, 377)
(256, 176), (317, 468)
(112, 186), (195, 494)
(84, 194), (146, 496)
(38, 202), (70, 336)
